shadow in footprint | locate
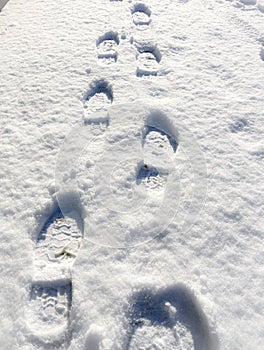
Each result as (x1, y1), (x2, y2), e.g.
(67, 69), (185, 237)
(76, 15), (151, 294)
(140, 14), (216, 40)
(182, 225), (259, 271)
(126, 284), (219, 350)
(84, 79), (113, 103)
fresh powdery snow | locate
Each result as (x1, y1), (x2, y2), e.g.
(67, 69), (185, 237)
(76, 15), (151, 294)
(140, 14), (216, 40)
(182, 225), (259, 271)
(0, 0), (263, 349)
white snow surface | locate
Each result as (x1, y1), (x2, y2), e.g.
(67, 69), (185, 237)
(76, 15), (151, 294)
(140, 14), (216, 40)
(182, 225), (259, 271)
(0, 0), (263, 349)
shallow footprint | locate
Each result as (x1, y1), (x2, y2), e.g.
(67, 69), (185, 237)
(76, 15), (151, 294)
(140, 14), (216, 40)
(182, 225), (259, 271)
(126, 285), (219, 350)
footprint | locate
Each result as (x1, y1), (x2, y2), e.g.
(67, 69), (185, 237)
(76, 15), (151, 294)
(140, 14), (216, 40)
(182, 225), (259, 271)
(137, 125), (177, 191)
(83, 79), (113, 122)
(126, 285), (219, 350)
(136, 44), (162, 77)
(131, 3), (152, 29)
(28, 207), (83, 344)
(97, 31), (119, 65)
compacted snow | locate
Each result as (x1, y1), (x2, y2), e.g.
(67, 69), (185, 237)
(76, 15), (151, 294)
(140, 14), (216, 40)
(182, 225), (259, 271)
(0, 0), (263, 349)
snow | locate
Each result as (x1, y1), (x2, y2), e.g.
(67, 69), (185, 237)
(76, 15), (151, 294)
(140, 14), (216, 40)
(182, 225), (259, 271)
(0, 0), (263, 349)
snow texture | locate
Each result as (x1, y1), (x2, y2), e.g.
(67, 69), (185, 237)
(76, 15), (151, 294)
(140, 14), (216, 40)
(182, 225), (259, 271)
(0, 0), (263, 349)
